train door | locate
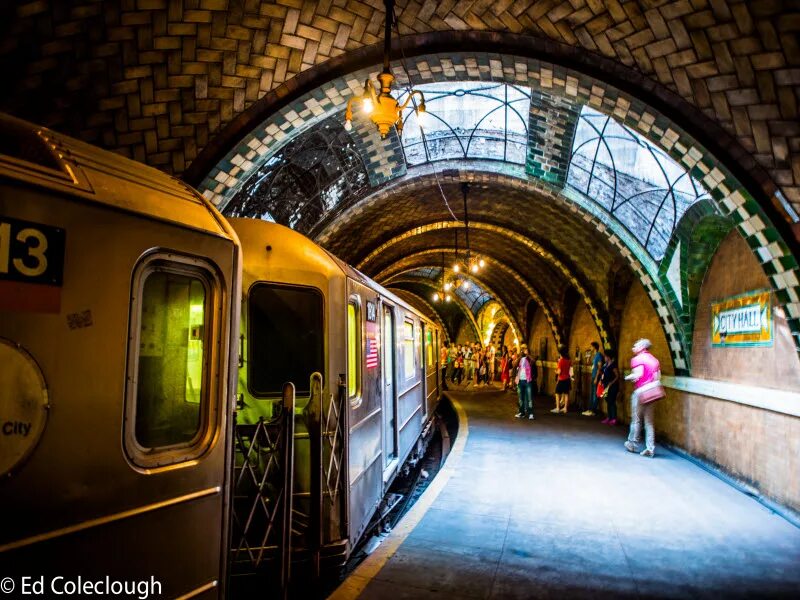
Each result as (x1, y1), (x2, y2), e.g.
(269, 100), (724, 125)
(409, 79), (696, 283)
(382, 305), (397, 470)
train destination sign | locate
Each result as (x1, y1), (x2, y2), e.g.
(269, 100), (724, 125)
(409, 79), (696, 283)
(711, 290), (772, 347)
(0, 216), (65, 313)
(0, 338), (49, 478)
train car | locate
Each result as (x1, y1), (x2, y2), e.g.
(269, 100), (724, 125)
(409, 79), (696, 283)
(0, 114), (241, 598)
(229, 218), (442, 575)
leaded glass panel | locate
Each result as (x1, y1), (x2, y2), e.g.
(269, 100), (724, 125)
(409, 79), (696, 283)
(224, 117), (369, 234)
(567, 106), (711, 260)
(398, 82), (530, 165)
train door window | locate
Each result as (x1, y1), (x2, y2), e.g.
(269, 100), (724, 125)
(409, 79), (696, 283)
(248, 283), (323, 399)
(126, 255), (219, 468)
(425, 328), (434, 368)
(347, 299), (361, 403)
(403, 320), (415, 380)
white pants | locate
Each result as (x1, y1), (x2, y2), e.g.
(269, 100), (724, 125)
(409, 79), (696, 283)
(627, 389), (655, 452)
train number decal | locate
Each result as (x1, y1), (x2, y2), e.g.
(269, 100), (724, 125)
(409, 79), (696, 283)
(0, 216), (65, 286)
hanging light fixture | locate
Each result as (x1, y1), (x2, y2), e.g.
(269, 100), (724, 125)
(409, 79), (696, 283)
(343, 0), (426, 138)
(432, 252), (452, 303)
(451, 182), (486, 276)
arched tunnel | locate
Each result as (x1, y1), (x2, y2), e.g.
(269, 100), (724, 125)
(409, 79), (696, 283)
(2, 1), (800, 598)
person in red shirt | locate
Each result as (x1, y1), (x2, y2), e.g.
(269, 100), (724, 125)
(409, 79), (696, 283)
(551, 347), (572, 414)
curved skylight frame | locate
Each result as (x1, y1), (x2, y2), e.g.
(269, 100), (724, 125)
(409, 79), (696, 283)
(397, 82), (530, 166)
(399, 267), (492, 316)
(567, 106), (711, 260)
(223, 116), (369, 233)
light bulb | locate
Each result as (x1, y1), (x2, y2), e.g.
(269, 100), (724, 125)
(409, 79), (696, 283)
(471, 263), (479, 273)
(415, 104), (428, 129)
(453, 263), (460, 273)
(462, 280), (470, 290)
(433, 292), (439, 302)
(363, 98), (374, 114)
(444, 282), (452, 291)
(344, 119), (352, 131)
(479, 258), (485, 268)
(445, 294), (451, 302)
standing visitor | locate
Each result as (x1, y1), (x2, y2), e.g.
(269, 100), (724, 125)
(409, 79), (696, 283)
(487, 343), (497, 383)
(551, 347), (571, 413)
(599, 350), (620, 425)
(514, 345), (535, 420)
(440, 343), (448, 390)
(465, 343), (474, 386)
(624, 338), (662, 457)
(500, 346), (511, 390)
(582, 341), (604, 417)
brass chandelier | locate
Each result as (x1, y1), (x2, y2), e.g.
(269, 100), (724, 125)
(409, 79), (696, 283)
(343, 0), (426, 138)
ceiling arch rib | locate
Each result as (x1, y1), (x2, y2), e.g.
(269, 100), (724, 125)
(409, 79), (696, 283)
(369, 238), (553, 321)
(358, 220), (611, 353)
(364, 232), (557, 338)
(388, 277), (482, 343)
(386, 288), (451, 344)
(198, 47), (800, 369)
(318, 164), (688, 371)
(387, 271), (521, 346)
(375, 248), (563, 349)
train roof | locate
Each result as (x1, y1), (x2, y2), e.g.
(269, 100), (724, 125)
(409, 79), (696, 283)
(0, 112), (233, 239)
(228, 218), (432, 323)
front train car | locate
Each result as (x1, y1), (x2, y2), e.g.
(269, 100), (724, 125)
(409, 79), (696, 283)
(228, 218), (441, 584)
(0, 114), (241, 598)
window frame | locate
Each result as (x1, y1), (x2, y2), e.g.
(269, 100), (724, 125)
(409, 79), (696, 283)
(246, 281), (325, 398)
(403, 319), (416, 381)
(347, 295), (363, 407)
(124, 252), (221, 470)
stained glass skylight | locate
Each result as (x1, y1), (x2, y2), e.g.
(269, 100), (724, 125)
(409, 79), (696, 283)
(224, 116), (369, 233)
(567, 106), (711, 260)
(398, 82), (530, 166)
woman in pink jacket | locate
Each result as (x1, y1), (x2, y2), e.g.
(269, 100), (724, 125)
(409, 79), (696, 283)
(623, 338), (661, 457)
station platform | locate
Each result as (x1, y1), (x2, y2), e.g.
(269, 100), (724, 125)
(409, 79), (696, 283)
(331, 388), (800, 599)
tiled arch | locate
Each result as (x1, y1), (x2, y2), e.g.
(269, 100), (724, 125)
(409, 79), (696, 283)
(386, 269), (522, 347)
(387, 275), (482, 342)
(358, 220), (612, 358)
(197, 50), (800, 364)
(374, 247), (564, 350)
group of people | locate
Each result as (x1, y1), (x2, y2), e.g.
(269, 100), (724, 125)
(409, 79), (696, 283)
(439, 337), (662, 458)
(439, 342), (498, 386)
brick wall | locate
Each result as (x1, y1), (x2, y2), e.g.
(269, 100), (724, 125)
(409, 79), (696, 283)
(692, 229), (800, 391)
(619, 242), (800, 512)
(529, 307), (559, 396)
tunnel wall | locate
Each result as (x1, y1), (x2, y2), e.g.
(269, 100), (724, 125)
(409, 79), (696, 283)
(567, 302), (603, 409)
(618, 231), (800, 512)
(529, 308), (558, 396)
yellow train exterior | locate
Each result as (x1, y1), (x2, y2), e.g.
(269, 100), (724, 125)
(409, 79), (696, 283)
(0, 113), (441, 595)
(0, 114), (241, 597)
(230, 219), (441, 568)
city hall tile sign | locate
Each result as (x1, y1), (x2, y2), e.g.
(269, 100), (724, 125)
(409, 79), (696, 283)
(712, 290), (773, 348)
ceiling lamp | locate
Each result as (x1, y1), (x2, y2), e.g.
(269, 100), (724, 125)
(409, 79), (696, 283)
(343, 0), (426, 138)
(432, 253), (453, 303)
(453, 182), (485, 276)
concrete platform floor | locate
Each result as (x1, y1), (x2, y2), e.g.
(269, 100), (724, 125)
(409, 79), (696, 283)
(338, 388), (800, 599)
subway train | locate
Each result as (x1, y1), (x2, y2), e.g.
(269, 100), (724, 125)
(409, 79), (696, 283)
(0, 113), (442, 598)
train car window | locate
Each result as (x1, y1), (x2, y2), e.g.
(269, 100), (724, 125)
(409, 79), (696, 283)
(426, 328), (434, 367)
(347, 300), (361, 400)
(126, 255), (219, 467)
(249, 283), (323, 397)
(403, 320), (415, 380)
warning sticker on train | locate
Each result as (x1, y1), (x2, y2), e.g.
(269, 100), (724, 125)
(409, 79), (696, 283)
(0, 338), (49, 478)
(0, 216), (65, 313)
